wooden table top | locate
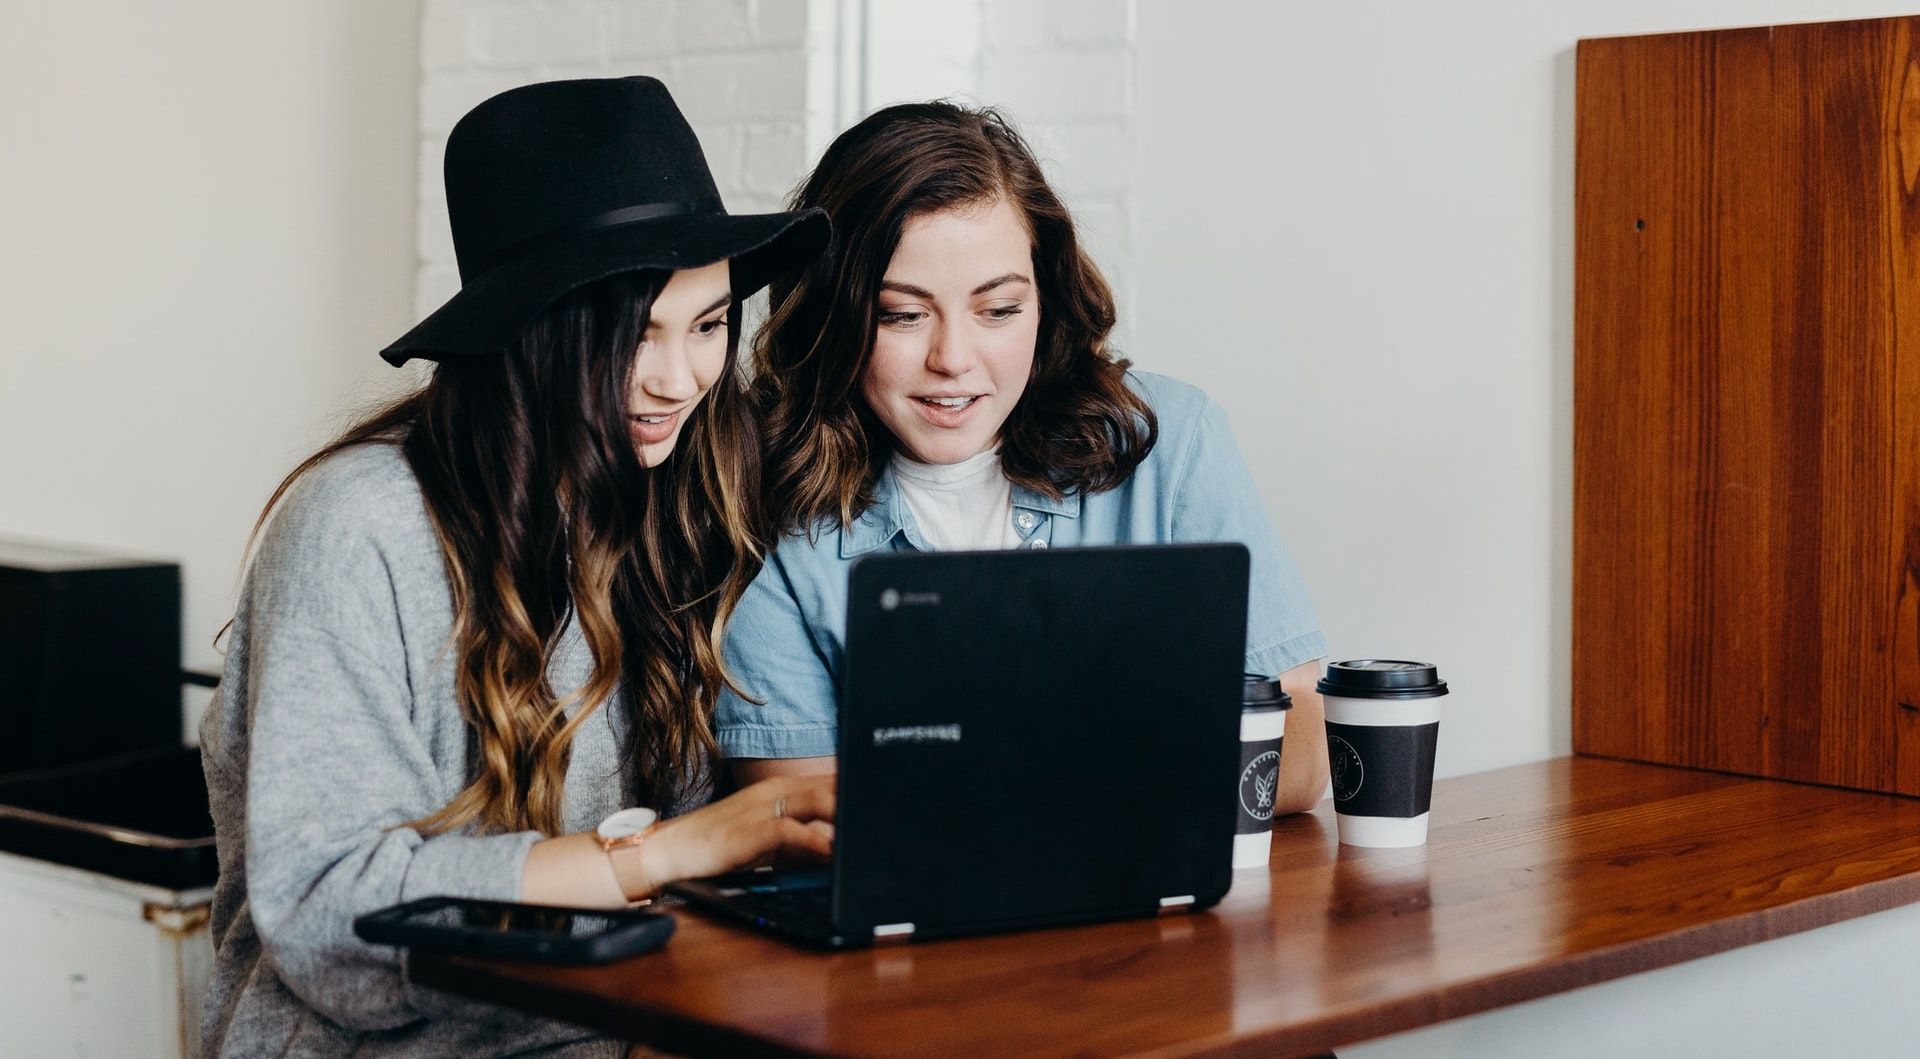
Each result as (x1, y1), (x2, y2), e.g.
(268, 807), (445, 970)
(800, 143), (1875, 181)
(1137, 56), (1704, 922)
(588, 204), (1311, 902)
(412, 756), (1920, 1057)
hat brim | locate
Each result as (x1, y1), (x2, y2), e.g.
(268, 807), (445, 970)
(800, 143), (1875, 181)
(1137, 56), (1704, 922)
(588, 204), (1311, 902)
(380, 207), (829, 365)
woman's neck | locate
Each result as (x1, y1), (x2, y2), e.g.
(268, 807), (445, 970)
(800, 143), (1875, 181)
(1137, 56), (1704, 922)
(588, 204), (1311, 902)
(890, 446), (1002, 489)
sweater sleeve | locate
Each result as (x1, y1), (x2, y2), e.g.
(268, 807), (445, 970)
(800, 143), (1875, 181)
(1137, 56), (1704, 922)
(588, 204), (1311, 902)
(227, 457), (543, 1032)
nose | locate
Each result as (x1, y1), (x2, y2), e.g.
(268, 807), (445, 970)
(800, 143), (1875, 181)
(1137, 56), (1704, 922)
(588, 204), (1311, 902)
(636, 335), (699, 404)
(924, 316), (978, 377)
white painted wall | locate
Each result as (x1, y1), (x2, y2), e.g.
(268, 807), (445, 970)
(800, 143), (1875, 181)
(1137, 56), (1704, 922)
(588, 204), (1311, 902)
(412, 0), (1139, 349)
(1131, 0), (1920, 780)
(0, 1), (421, 740)
(1346, 897), (1920, 1057)
(413, 0), (832, 319)
(855, 0), (1139, 351)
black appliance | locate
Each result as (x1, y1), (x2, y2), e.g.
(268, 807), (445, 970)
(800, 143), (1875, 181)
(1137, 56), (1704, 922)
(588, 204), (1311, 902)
(0, 746), (216, 889)
(0, 538), (182, 772)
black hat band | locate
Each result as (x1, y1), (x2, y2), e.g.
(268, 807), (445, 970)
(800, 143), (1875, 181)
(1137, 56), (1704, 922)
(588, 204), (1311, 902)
(464, 195), (725, 278)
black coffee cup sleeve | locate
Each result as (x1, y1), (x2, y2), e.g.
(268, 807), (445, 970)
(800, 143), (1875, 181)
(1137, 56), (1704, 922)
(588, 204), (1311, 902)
(1235, 736), (1284, 834)
(1326, 722), (1438, 818)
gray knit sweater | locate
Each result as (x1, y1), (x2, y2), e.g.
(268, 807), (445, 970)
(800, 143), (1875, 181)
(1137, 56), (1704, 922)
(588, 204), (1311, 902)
(200, 444), (681, 1057)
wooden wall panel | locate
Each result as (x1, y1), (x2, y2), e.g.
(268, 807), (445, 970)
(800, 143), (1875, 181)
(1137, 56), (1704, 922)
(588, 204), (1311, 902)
(1894, 20), (1920, 792)
(1574, 16), (1920, 795)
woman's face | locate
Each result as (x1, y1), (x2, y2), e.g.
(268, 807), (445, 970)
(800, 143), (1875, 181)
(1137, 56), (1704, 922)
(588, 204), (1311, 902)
(861, 198), (1040, 465)
(629, 260), (732, 467)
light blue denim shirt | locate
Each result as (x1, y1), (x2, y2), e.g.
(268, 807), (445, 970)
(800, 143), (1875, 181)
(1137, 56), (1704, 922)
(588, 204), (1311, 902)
(716, 370), (1326, 759)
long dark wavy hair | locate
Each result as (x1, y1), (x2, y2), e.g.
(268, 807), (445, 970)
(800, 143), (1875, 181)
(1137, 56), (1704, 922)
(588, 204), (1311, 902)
(244, 270), (758, 835)
(753, 101), (1156, 534)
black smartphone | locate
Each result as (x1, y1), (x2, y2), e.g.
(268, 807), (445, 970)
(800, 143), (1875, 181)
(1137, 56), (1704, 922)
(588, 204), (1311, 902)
(354, 896), (675, 964)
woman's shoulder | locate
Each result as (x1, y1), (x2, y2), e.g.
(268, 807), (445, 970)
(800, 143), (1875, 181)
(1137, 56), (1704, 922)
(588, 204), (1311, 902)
(272, 441), (423, 532)
(220, 442), (443, 686)
(766, 517), (849, 571)
(1123, 368), (1219, 417)
(253, 442), (436, 584)
(1121, 369), (1226, 448)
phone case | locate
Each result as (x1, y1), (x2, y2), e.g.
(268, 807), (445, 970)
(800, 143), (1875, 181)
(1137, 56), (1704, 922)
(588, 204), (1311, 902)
(354, 896), (676, 964)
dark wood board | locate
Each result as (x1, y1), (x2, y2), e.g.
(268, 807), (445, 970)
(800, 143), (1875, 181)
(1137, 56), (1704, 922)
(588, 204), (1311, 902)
(1574, 16), (1920, 794)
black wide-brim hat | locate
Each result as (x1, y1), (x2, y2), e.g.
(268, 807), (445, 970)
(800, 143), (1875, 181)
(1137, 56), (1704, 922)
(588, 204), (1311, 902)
(381, 76), (829, 365)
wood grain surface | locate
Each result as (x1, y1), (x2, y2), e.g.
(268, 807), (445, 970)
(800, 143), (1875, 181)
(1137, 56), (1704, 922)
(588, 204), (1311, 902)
(1574, 16), (1920, 794)
(412, 758), (1920, 1057)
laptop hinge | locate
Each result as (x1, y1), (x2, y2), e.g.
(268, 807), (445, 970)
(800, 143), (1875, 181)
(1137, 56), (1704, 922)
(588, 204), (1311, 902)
(1157, 895), (1195, 915)
(872, 922), (916, 943)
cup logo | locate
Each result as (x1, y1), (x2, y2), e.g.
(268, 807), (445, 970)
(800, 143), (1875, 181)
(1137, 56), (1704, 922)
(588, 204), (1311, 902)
(1238, 750), (1281, 821)
(1329, 735), (1365, 802)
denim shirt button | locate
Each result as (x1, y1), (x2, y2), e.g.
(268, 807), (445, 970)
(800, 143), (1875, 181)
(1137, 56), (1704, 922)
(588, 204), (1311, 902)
(1029, 538), (1048, 549)
(1015, 511), (1037, 531)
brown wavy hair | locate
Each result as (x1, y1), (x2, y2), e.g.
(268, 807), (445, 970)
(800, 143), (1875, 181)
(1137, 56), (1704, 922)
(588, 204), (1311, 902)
(244, 270), (757, 835)
(753, 101), (1155, 533)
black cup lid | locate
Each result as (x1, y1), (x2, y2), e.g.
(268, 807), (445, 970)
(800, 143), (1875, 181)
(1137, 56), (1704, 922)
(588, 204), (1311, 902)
(1315, 659), (1448, 699)
(1243, 673), (1293, 710)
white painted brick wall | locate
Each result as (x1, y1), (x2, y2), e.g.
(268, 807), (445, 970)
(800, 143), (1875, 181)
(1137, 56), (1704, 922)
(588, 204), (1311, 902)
(974, 0), (1137, 356)
(863, 0), (985, 106)
(413, 0), (830, 318)
(848, 0), (1137, 353)
(412, 0), (1139, 353)
(1050, 0), (1132, 46)
(602, 1), (680, 58)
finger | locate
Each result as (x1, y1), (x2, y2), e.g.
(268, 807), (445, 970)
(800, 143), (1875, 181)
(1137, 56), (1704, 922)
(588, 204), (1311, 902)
(778, 782), (837, 824)
(776, 817), (835, 859)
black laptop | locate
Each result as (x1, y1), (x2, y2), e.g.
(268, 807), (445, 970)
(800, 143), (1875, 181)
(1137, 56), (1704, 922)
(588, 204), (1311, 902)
(669, 543), (1250, 948)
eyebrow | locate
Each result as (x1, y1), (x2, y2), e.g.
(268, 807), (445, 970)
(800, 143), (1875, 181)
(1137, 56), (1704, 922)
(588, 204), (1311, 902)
(878, 273), (1034, 299)
(969, 272), (1032, 296)
(647, 292), (732, 328)
(879, 280), (935, 300)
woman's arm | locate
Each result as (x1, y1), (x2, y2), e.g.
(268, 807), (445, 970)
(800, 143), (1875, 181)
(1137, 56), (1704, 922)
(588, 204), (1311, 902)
(1274, 659), (1330, 815)
(228, 607), (546, 1032)
(522, 773), (837, 905)
(1163, 386), (1332, 816)
(211, 457), (579, 1032)
(715, 550), (844, 783)
(732, 755), (836, 784)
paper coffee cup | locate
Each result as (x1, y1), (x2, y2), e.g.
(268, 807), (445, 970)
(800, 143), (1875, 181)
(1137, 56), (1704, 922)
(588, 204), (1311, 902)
(1233, 674), (1291, 870)
(1317, 660), (1448, 848)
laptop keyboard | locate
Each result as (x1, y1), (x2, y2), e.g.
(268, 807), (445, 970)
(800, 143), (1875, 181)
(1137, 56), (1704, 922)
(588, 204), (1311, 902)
(703, 868), (833, 933)
(738, 885), (831, 925)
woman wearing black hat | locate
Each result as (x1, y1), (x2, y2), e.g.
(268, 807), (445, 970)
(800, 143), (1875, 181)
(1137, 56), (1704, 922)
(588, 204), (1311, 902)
(197, 78), (829, 1057)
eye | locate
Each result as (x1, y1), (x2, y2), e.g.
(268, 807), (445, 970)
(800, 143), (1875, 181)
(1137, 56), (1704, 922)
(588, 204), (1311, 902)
(982, 305), (1024, 322)
(694, 316), (728, 337)
(877, 309), (926, 328)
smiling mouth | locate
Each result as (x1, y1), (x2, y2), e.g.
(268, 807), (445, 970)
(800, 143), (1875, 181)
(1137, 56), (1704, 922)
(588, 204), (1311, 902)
(629, 410), (682, 443)
(915, 396), (980, 410)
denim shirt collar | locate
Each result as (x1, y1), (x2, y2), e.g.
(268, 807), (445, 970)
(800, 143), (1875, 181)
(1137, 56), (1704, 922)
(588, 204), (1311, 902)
(838, 465), (1082, 559)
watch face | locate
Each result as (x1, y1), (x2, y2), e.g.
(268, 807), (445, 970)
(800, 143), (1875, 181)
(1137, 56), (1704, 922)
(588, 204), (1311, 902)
(597, 807), (658, 841)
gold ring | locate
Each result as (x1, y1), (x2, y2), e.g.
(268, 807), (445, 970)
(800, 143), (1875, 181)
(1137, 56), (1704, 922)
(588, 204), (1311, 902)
(773, 795), (789, 820)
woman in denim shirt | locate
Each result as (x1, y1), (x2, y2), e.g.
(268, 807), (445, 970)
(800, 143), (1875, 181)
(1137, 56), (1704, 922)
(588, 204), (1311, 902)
(720, 102), (1329, 814)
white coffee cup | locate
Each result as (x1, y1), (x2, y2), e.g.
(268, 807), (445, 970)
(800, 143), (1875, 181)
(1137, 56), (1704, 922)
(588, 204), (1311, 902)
(1317, 660), (1448, 848)
(1233, 674), (1291, 869)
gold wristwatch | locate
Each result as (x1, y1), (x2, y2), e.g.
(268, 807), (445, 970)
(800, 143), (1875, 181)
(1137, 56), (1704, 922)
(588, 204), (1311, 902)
(595, 807), (659, 901)
(595, 807), (658, 852)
